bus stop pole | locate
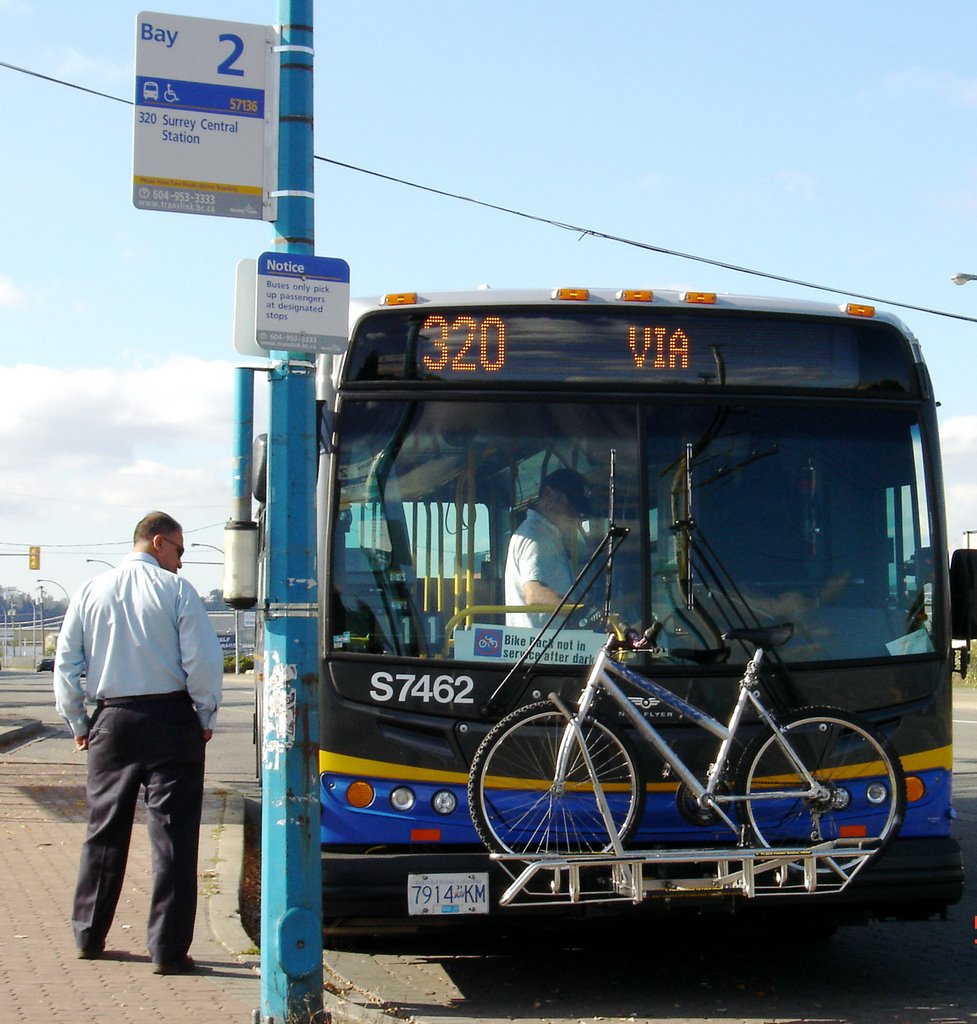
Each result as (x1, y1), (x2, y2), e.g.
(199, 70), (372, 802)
(259, 0), (324, 1020)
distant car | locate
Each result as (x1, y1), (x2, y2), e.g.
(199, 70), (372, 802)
(36, 657), (55, 672)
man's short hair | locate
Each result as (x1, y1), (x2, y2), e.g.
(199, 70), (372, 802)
(134, 511), (182, 543)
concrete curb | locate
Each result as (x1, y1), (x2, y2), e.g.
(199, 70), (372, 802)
(0, 719), (44, 750)
(201, 787), (261, 973)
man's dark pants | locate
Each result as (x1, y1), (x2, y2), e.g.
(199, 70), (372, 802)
(72, 695), (205, 962)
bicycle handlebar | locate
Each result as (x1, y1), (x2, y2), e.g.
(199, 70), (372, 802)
(605, 621), (663, 654)
(606, 620), (793, 656)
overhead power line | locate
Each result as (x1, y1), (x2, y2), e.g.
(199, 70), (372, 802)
(318, 156), (977, 325)
(3, 57), (977, 326)
(0, 59), (131, 105)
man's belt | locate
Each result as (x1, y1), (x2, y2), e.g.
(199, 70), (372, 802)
(97, 691), (189, 706)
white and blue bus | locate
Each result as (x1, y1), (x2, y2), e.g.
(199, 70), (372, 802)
(259, 287), (972, 931)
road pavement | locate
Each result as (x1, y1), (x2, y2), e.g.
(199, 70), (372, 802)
(2, 669), (974, 1024)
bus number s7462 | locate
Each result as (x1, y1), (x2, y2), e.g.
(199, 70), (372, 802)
(369, 671), (475, 705)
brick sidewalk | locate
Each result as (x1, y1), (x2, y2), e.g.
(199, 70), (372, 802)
(0, 746), (261, 1022)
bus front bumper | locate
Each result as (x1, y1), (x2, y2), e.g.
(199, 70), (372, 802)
(321, 835), (963, 931)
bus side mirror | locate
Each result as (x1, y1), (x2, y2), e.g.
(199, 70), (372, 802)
(950, 549), (977, 640)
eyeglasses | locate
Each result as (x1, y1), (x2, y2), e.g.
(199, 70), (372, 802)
(159, 536), (185, 558)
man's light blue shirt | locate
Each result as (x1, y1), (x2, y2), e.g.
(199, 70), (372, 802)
(54, 553), (224, 737)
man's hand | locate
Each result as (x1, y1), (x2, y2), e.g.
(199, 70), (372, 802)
(202, 729), (213, 743)
(74, 735), (89, 751)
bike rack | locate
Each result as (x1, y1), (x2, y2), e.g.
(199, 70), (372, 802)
(492, 841), (878, 908)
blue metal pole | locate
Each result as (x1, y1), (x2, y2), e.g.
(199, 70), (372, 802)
(230, 368), (254, 522)
(259, 0), (323, 1020)
(223, 368), (259, 610)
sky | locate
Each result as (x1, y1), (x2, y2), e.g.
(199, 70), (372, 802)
(3, 0), (977, 603)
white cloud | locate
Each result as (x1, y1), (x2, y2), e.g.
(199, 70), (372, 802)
(0, 357), (267, 596)
(0, 358), (230, 472)
(939, 414), (977, 551)
(0, 275), (25, 308)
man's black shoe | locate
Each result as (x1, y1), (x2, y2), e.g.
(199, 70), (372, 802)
(77, 944), (104, 960)
(152, 955), (196, 975)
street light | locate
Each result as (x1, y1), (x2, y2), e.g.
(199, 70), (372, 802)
(86, 558), (114, 569)
(951, 272), (977, 285)
(184, 542), (222, 566)
(36, 580), (70, 661)
(37, 578), (71, 603)
(34, 586), (49, 663)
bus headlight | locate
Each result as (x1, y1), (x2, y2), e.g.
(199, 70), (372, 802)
(866, 782), (890, 805)
(432, 790), (457, 816)
(390, 786), (416, 812)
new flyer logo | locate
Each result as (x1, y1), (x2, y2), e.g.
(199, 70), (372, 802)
(473, 627), (504, 658)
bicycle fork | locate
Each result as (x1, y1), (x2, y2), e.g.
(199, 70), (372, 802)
(546, 670), (630, 856)
(732, 656), (838, 843)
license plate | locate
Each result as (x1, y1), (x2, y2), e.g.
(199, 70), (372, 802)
(407, 872), (489, 916)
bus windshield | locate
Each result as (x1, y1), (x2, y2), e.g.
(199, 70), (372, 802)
(329, 396), (935, 667)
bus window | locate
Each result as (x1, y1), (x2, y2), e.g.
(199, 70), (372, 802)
(646, 404), (936, 663)
(329, 398), (639, 663)
(329, 396), (936, 666)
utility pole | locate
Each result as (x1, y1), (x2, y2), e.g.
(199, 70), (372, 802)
(35, 590), (44, 661)
(258, 1), (324, 1021)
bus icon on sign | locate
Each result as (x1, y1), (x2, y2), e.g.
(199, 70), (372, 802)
(142, 80), (159, 102)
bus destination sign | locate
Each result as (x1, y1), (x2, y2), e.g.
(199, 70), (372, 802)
(345, 307), (915, 393)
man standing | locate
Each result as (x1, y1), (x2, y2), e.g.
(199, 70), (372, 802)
(54, 511), (224, 974)
(504, 468), (593, 628)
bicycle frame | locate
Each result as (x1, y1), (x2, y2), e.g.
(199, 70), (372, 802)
(552, 643), (830, 853)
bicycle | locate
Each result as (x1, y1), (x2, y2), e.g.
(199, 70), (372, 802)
(467, 623), (905, 866)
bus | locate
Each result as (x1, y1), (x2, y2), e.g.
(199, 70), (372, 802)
(296, 286), (972, 931)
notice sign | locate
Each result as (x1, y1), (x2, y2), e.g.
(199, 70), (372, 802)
(256, 253), (351, 354)
(133, 12), (275, 220)
(454, 625), (605, 665)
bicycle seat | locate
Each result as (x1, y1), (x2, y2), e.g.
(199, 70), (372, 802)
(669, 646), (731, 665)
(721, 623), (794, 649)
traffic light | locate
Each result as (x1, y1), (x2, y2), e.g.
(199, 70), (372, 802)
(28, 545), (40, 570)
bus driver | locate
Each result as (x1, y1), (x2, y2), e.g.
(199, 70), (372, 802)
(504, 468), (593, 628)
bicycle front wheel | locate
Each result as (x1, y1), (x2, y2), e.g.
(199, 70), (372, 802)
(468, 700), (644, 856)
(737, 706), (905, 851)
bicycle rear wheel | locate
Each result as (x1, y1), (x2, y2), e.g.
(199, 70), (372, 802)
(737, 706), (904, 851)
(468, 700), (644, 856)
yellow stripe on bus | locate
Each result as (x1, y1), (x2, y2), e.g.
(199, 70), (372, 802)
(320, 750), (469, 786)
(319, 744), (952, 791)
